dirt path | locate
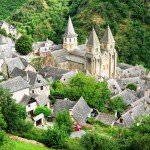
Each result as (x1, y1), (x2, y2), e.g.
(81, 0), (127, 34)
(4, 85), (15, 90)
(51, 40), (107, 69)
(7, 134), (47, 148)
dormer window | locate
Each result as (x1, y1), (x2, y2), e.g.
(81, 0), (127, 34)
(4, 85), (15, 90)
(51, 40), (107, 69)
(37, 79), (41, 83)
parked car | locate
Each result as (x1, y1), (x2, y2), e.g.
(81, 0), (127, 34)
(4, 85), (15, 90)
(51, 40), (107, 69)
(74, 124), (82, 131)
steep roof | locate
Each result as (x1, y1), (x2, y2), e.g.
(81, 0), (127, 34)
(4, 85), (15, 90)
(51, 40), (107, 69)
(53, 99), (76, 116)
(101, 25), (115, 43)
(72, 97), (91, 125)
(0, 76), (30, 93)
(35, 93), (49, 106)
(11, 67), (27, 78)
(86, 28), (100, 46)
(63, 16), (78, 38)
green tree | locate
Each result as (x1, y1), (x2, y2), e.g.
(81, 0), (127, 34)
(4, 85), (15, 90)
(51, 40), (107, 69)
(80, 132), (119, 150)
(43, 124), (68, 148)
(34, 106), (51, 118)
(15, 35), (32, 55)
(0, 86), (27, 133)
(29, 56), (43, 71)
(64, 73), (111, 111)
(0, 29), (7, 37)
(126, 83), (137, 91)
(109, 97), (126, 114)
(55, 109), (73, 134)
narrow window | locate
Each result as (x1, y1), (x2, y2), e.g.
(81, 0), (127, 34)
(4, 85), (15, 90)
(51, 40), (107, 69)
(41, 86), (43, 90)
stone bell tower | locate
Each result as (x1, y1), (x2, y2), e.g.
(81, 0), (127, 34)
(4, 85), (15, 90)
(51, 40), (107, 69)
(63, 16), (78, 51)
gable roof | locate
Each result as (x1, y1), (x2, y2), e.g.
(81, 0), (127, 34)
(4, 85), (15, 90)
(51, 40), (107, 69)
(72, 97), (91, 125)
(111, 90), (138, 105)
(86, 28), (100, 46)
(5, 57), (25, 72)
(53, 99), (76, 116)
(35, 93), (49, 106)
(11, 67), (27, 78)
(64, 16), (78, 38)
(19, 94), (36, 106)
(0, 76), (30, 93)
(39, 66), (69, 80)
(101, 25), (115, 43)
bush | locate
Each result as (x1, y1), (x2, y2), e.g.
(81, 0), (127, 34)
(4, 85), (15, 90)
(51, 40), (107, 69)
(49, 95), (56, 105)
(0, 130), (6, 146)
(126, 83), (137, 91)
(80, 132), (119, 150)
(109, 97), (126, 114)
(43, 124), (68, 148)
(34, 106), (51, 118)
(15, 34), (32, 55)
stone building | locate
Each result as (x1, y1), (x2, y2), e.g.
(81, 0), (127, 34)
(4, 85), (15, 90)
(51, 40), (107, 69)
(43, 17), (117, 78)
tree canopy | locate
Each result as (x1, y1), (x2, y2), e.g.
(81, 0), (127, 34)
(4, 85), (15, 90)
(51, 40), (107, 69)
(64, 73), (111, 112)
(34, 106), (51, 118)
(15, 35), (32, 55)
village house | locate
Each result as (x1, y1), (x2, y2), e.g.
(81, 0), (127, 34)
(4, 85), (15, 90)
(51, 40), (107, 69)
(20, 93), (50, 116)
(39, 17), (117, 79)
(53, 97), (92, 126)
(0, 76), (30, 102)
(1, 57), (36, 79)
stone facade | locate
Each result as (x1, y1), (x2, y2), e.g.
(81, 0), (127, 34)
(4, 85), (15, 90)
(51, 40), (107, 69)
(43, 17), (117, 79)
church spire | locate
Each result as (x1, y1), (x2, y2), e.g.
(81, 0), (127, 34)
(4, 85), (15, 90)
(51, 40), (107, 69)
(101, 25), (115, 43)
(64, 16), (78, 38)
(86, 27), (100, 47)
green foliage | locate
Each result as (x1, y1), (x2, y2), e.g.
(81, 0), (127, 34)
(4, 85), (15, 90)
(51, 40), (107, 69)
(86, 117), (109, 127)
(0, 29), (7, 37)
(55, 109), (73, 134)
(0, 86), (28, 133)
(64, 72), (111, 111)
(129, 133), (150, 150)
(109, 97), (126, 114)
(0, 107), (6, 130)
(15, 34), (32, 55)
(80, 132), (119, 150)
(0, 130), (6, 146)
(131, 115), (150, 134)
(43, 124), (68, 148)
(49, 95), (56, 105)
(34, 106), (51, 118)
(29, 56), (43, 71)
(126, 83), (137, 91)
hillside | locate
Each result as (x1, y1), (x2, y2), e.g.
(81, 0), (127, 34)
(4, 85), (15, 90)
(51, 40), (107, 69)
(1, 0), (150, 68)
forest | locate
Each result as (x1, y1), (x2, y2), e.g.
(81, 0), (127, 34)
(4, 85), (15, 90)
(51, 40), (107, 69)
(0, 0), (150, 68)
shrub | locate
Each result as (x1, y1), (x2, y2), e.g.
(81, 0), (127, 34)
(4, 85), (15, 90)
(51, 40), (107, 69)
(34, 106), (51, 118)
(49, 95), (56, 104)
(126, 83), (137, 91)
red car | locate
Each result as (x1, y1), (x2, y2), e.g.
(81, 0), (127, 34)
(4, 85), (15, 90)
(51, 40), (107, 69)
(74, 124), (82, 131)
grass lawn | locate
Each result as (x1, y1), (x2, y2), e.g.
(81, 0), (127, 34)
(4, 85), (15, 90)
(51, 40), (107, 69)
(0, 137), (52, 150)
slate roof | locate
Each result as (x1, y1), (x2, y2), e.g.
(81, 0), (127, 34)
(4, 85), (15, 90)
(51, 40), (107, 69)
(35, 93), (49, 106)
(117, 63), (133, 70)
(72, 97), (91, 125)
(51, 49), (68, 58)
(101, 25), (115, 43)
(86, 28), (100, 46)
(11, 67), (27, 78)
(5, 57), (25, 72)
(0, 76), (30, 93)
(0, 34), (7, 44)
(53, 99), (76, 116)
(65, 55), (85, 64)
(64, 16), (78, 38)
(20, 94), (36, 106)
(121, 102), (150, 127)
(97, 113), (115, 125)
(27, 71), (49, 89)
(111, 90), (138, 105)
(39, 66), (69, 79)
(107, 79), (121, 95)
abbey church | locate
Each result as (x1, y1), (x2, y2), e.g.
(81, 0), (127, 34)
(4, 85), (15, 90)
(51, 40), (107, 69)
(44, 17), (117, 78)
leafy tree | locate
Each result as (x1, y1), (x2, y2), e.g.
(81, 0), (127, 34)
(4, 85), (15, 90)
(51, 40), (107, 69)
(34, 106), (51, 118)
(0, 86), (27, 133)
(29, 56), (43, 71)
(109, 97), (126, 114)
(0, 107), (6, 130)
(64, 73), (111, 111)
(15, 35), (32, 55)
(55, 109), (73, 134)
(43, 124), (68, 148)
(126, 83), (137, 91)
(80, 132), (119, 150)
